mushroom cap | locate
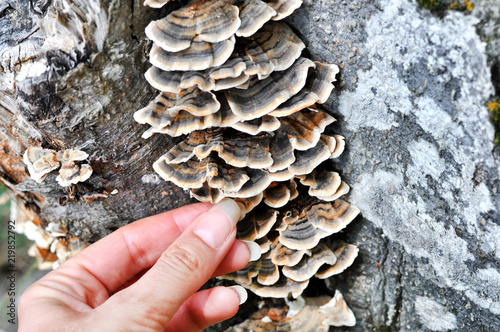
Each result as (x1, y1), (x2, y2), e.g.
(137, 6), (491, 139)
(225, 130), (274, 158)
(298, 169), (342, 198)
(226, 57), (314, 121)
(240, 21), (305, 79)
(225, 291), (355, 331)
(270, 239), (310, 267)
(154, 155), (252, 190)
(265, 0), (303, 21)
(56, 149), (89, 163)
(190, 182), (224, 203)
(279, 200), (359, 250)
(263, 180), (298, 208)
(306, 200), (359, 233)
(145, 0), (241, 52)
(142, 101), (238, 138)
(315, 241), (359, 278)
(244, 274), (309, 299)
(143, 0), (173, 8)
(134, 89), (220, 132)
(282, 243), (337, 282)
(23, 147), (60, 182)
(315, 181), (350, 201)
(191, 131), (274, 168)
(237, 206), (279, 241)
(237, 0), (277, 38)
(56, 163), (93, 187)
(288, 135), (340, 175)
(231, 115), (281, 135)
(145, 21), (304, 93)
(145, 66), (215, 93)
(270, 62), (339, 117)
(149, 36), (235, 72)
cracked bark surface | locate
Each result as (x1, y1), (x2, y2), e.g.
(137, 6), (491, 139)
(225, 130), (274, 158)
(1, 0), (499, 331)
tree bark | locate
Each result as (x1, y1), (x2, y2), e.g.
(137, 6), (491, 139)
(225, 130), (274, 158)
(1, 0), (499, 331)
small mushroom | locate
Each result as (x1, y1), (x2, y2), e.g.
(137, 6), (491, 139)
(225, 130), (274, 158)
(223, 168), (273, 198)
(226, 291), (355, 331)
(251, 254), (281, 285)
(142, 102), (238, 138)
(240, 22), (305, 79)
(265, 0), (303, 21)
(263, 180), (298, 208)
(237, 206), (279, 241)
(145, 0), (240, 52)
(315, 241), (359, 278)
(244, 274), (309, 299)
(270, 62), (339, 117)
(134, 89), (220, 133)
(23, 147), (60, 182)
(149, 36), (236, 72)
(193, 131), (274, 168)
(282, 243), (337, 282)
(226, 57), (315, 121)
(237, 0), (277, 38)
(278, 200), (359, 250)
(279, 216), (329, 250)
(269, 236), (310, 267)
(298, 169), (342, 198)
(55, 150), (92, 187)
(306, 200), (360, 233)
(315, 181), (350, 201)
(221, 254), (280, 286)
(288, 135), (341, 175)
(276, 108), (336, 150)
(268, 130), (296, 172)
(145, 66), (215, 93)
(190, 182), (224, 203)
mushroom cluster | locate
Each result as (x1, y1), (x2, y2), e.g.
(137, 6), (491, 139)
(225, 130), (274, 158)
(136, 0), (359, 326)
(226, 291), (355, 331)
(12, 200), (87, 269)
(23, 147), (93, 187)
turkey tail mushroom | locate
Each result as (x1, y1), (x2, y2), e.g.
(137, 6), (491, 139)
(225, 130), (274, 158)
(137, 0), (360, 328)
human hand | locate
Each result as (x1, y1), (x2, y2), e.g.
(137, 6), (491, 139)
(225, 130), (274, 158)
(19, 199), (258, 331)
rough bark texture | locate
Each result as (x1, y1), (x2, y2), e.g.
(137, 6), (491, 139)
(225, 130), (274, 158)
(1, 0), (499, 331)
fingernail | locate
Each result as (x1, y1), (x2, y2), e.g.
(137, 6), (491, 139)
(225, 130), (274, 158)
(194, 199), (241, 249)
(228, 285), (248, 305)
(242, 240), (262, 262)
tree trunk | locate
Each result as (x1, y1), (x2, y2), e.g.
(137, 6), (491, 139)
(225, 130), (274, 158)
(1, 0), (499, 331)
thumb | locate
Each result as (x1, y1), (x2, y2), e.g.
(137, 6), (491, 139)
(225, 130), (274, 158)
(93, 199), (242, 330)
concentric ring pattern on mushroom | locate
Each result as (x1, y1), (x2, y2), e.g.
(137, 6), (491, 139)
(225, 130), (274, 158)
(136, 0), (360, 328)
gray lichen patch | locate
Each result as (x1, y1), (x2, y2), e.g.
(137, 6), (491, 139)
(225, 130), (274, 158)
(331, 0), (500, 328)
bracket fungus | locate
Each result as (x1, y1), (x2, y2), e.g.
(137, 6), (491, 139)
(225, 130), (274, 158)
(23, 147), (93, 187)
(226, 291), (355, 331)
(137, 0), (360, 328)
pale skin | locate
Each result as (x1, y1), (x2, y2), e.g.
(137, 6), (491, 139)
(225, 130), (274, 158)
(19, 199), (250, 331)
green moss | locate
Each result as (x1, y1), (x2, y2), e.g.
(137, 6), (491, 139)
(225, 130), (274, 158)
(417, 0), (474, 17)
(488, 101), (500, 144)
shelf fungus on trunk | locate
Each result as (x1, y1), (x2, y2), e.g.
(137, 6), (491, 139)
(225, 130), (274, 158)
(23, 147), (93, 187)
(136, 0), (359, 328)
(225, 291), (356, 331)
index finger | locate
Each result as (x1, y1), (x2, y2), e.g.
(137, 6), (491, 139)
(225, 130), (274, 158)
(66, 202), (212, 294)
